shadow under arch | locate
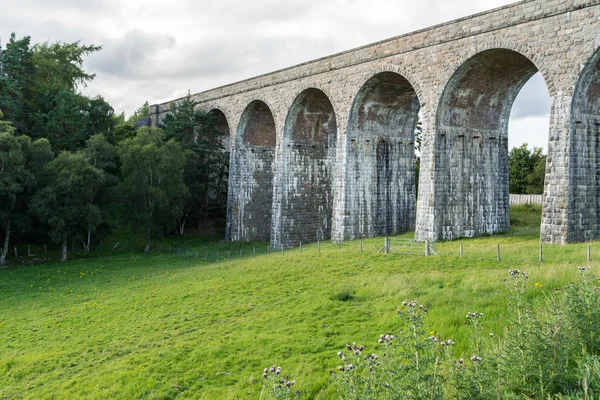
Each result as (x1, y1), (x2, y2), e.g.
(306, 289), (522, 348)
(204, 108), (231, 238)
(228, 100), (277, 242)
(435, 48), (550, 240)
(569, 46), (600, 241)
(279, 88), (337, 247)
(345, 71), (420, 239)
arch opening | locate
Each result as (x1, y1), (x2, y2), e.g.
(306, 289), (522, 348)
(570, 47), (600, 241)
(436, 49), (548, 240)
(346, 72), (419, 238)
(280, 88), (337, 247)
(230, 100), (276, 242)
(207, 109), (231, 236)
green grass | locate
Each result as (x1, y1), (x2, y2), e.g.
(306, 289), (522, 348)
(0, 205), (597, 399)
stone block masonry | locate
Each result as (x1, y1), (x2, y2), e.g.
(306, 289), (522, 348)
(150, 0), (600, 247)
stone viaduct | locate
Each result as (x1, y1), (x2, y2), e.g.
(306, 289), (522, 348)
(149, 0), (600, 248)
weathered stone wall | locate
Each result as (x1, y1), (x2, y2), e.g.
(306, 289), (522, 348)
(569, 49), (600, 242)
(149, 0), (600, 246)
(273, 89), (337, 248)
(434, 49), (536, 240)
(345, 72), (418, 238)
(227, 101), (276, 242)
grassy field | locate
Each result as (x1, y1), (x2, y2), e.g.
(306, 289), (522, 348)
(0, 205), (597, 399)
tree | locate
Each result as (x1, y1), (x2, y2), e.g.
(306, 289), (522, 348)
(31, 40), (100, 93)
(30, 152), (104, 262)
(86, 96), (116, 141)
(113, 123), (136, 144)
(1, 33), (104, 149)
(84, 134), (117, 172)
(161, 96), (229, 234)
(0, 34), (35, 133)
(42, 90), (90, 151)
(508, 144), (546, 195)
(0, 111), (53, 265)
(118, 127), (188, 251)
(526, 153), (546, 194)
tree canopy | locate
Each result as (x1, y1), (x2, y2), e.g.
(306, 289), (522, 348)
(508, 144), (546, 195)
(118, 127), (189, 252)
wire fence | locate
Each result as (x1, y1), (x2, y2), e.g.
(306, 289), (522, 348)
(2, 235), (599, 267)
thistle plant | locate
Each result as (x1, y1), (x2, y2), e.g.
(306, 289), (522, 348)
(260, 365), (298, 400)
(331, 267), (600, 399)
(332, 300), (452, 399)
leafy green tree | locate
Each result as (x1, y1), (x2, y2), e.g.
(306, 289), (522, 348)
(86, 96), (116, 141)
(526, 156), (546, 194)
(42, 90), (90, 151)
(118, 127), (188, 251)
(1, 33), (104, 149)
(113, 123), (136, 144)
(0, 33), (35, 132)
(31, 40), (100, 93)
(0, 111), (53, 265)
(509, 144), (531, 194)
(508, 144), (546, 194)
(161, 96), (229, 234)
(84, 134), (117, 173)
(30, 152), (104, 262)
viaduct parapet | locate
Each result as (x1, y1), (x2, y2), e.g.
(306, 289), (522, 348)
(149, 0), (600, 247)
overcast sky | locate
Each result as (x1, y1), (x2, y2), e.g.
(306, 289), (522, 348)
(1, 0), (550, 151)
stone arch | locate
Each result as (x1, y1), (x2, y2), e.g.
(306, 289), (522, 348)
(434, 48), (551, 240)
(229, 100), (277, 241)
(345, 71), (419, 238)
(442, 41), (557, 98)
(350, 65), (425, 113)
(568, 45), (600, 241)
(279, 88), (338, 247)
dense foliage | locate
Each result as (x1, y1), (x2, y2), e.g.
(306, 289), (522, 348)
(0, 33), (229, 262)
(508, 143), (546, 194)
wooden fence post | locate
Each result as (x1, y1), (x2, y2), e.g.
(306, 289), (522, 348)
(588, 244), (591, 263)
(539, 244), (543, 263)
(459, 243), (463, 257)
(425, 240), (430, 257)
(360, 240), (363, 253)
(385, 237), (390, 254)
(300, 242), (302, 253)
(497, 244), (501, 262)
